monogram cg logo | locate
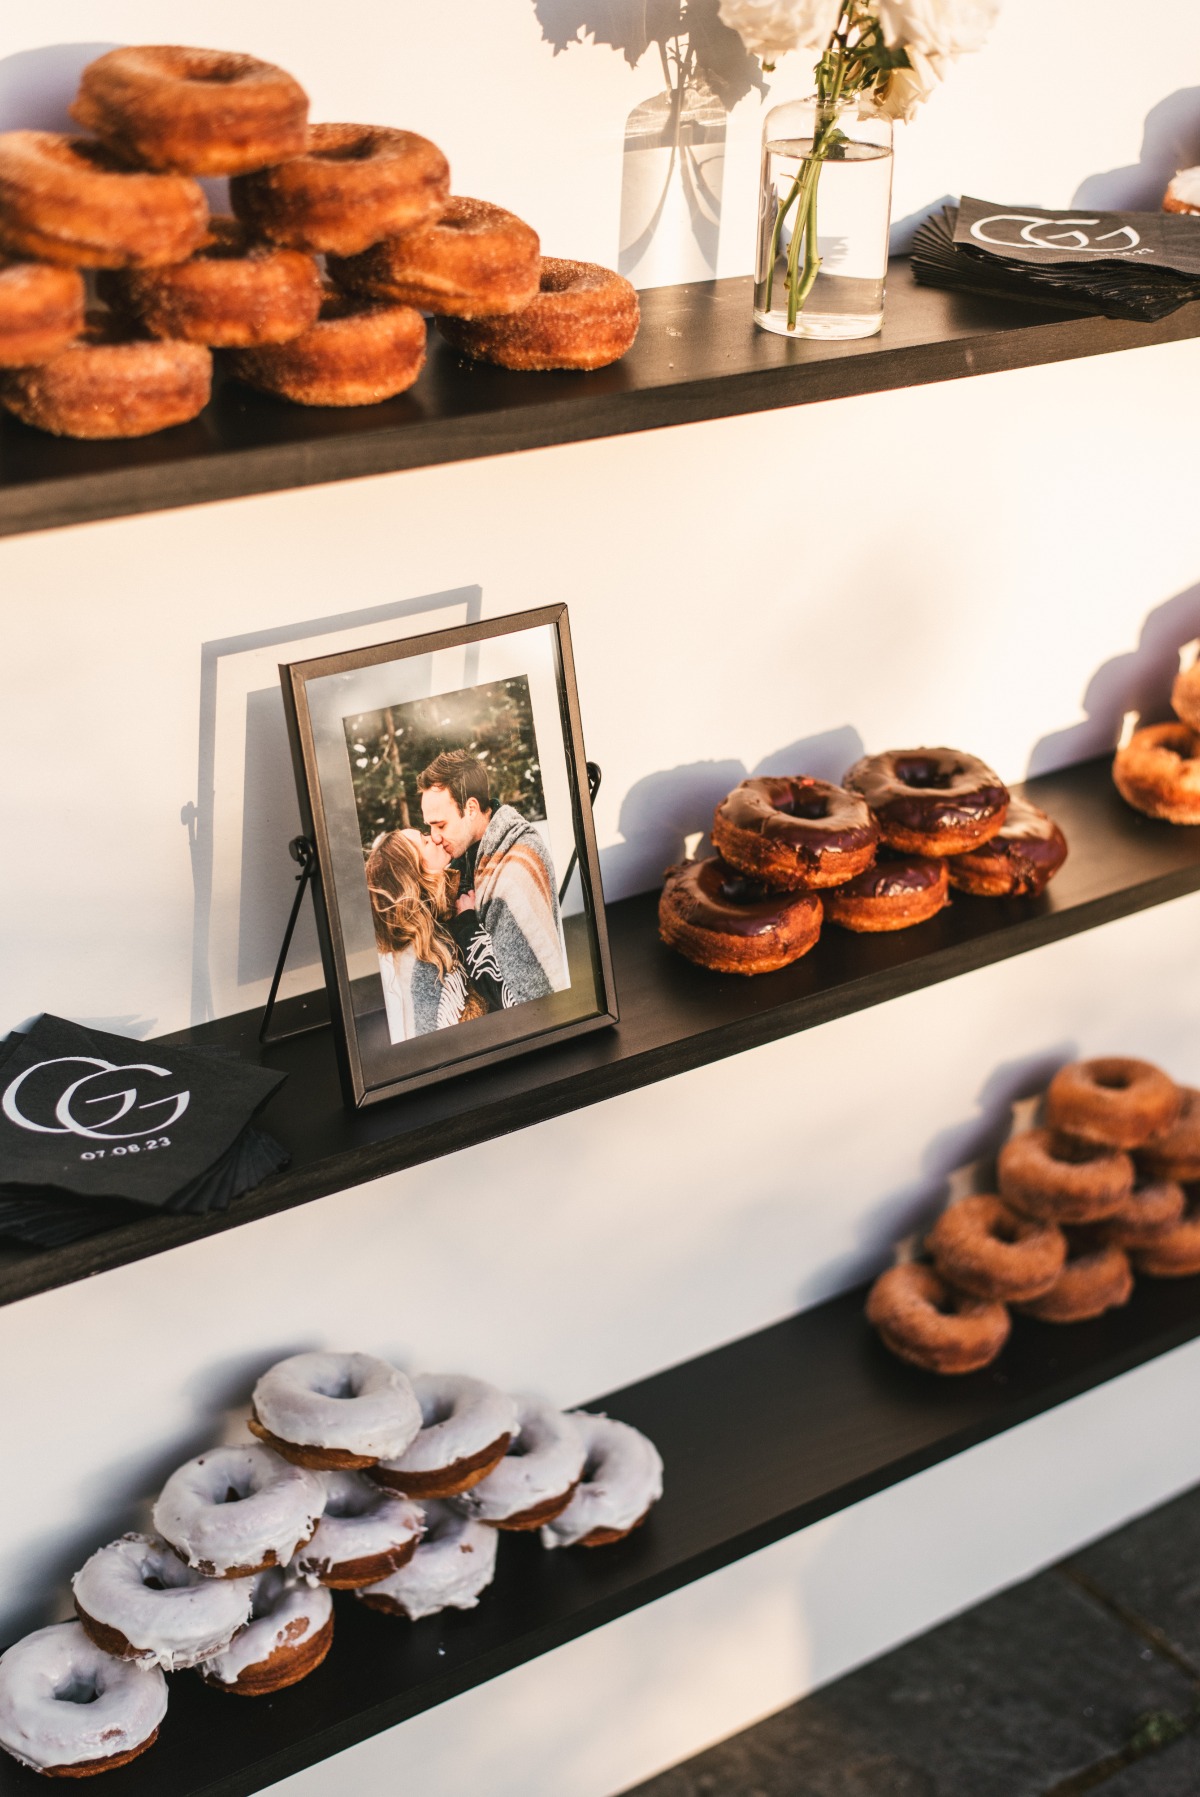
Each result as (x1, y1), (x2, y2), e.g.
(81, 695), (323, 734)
(2, 1056), (191, 1140)
(970, 212), (1143, 255)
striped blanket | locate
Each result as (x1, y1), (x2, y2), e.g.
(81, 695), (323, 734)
(474, 805), (569, 1003)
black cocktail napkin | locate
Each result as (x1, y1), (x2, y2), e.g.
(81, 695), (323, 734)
(911, 198), (1200, 321)
(0, 1016), (288, 1248)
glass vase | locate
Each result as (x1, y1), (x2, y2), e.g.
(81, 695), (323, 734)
(754, 93), (893, 341)
(620, 71), (727, 286)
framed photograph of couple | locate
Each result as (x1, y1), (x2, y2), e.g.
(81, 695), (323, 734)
(280, 604), (618, 1108)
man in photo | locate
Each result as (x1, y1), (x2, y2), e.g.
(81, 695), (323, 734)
(418, 748), (569, 1005)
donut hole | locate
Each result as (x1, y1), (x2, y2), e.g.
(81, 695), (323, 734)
(1092, 1069), (1132, 1091)
(895, 758), (958, 790)
(312, 135), (377, 163)
(55, 1674), (101, 1705)
(421, 1396), (455, 1429)
(219, 1481), (252, 1505)
(718, 871), (769, 906)
(988, 1216), (1023, 1245)
(309, 1366), (362, 1400)
(182, 60), (246, 86)
(324, 1486), (377, 1520)
(1048, 1136), (1104, 1166)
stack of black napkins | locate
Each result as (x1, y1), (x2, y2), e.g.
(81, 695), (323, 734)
(0, 1016), (289, 1248)
(912, 195), (1200, 321)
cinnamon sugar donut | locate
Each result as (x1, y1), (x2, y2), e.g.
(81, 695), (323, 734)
(712, 777), (879, 890)
(658, 856), (823, 974)
(1018, 1233), (1133, 1322)
(0, 132), (207, 268)
(329, 197), (540, 318)
(0, 1622), (166, 1778)
(71, 46), (308, 176)
(232, 124), (449, 256)
(100, 217), (320, 347)
(0, 258), (84, 366)
(1139, 1086), (1200, 1182)
(843, 748), (1009, 855)
(823, 852), (949, 933)
(227, 287), (425, 406)
(1171, 661), (1200, 732)
(198, 1568), (332, 1696)
(0, 313), (211, 438)
(866, 1262), (1009, 1375)
(1131, 1192), (1200, 1277)
(998, 1128), (1133, 1224)
(1099, 1178), (1186, 1249)
(1113, 722), (1200, 823)
(438, 257), (639, 370)
(1045, 1057), (1180, 1150)
(926, 1195), (1066, 1304)
(947, 796), (1068, 899)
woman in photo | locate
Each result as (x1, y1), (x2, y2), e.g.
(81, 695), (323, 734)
(365, 829), (489, 1042)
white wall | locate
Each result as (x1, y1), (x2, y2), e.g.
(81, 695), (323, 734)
(3, 2), (1200, 1792)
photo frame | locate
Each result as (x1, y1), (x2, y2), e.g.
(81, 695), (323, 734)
(279, 604), (618, 1108)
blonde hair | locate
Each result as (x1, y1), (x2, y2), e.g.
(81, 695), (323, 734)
(365, 832), (485, 1020)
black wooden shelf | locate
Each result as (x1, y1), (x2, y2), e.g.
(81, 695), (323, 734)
(2, 755), (1199, 1309)
(4, 1268), (1200, 1797)
(2, 263), (1197, 538)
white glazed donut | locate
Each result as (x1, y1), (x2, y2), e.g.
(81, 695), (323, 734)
(355, 1501), (498, 1620)
(455, 1396), (585, 1530)
(72, 1532), (252, 1669)
(369, 1373), (519, 1498)
(153, 1443), (325, 1578)
(541, 1414), (664, 1549)
(293, 1471), (424, 1588)
(0, 1621), (166, 1776)
(198, 1567), (333, 1696)
(250, 1351), (421, 1469)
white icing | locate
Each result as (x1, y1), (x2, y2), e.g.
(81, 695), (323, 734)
(294, 1472), (423, 1581)
(199, 1567), (332, 1688)
(71, 1533), (252, 1671)
(152, 1443), (325, 1577)
(253, 1352), (421, 1459)
(455, 1396), (584, 1524)
(0, 1621), (167, 1773)
(1167, 167), (1200, 210)
(377, 1373), (519, 1478)
(541, 1413), (664, 1549)
(355, 1502), (497, 1619)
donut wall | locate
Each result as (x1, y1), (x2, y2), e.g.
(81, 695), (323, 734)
(2, 1), (1200, 1794)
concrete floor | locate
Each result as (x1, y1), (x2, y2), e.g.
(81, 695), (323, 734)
(624, 1482), (1200, 1797)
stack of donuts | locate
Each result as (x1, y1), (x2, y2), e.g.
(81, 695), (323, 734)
(867, 1054), (1200, 1375)
(1112, 654), (1200, 825)
(658, 745), (1069, 975)
(0, 43), (640, 439)
(0, 1350), (663, 1779)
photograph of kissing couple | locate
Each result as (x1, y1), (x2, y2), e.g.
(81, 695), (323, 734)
(348, 677), (570, 1046)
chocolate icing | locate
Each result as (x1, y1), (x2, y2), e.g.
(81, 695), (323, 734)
(662, 857), (820, 937)
(834, 853), (945, 900)
(716, 777), (877, 866)
(844, 748), (1009, 833)
(952, 796), (1068, 893)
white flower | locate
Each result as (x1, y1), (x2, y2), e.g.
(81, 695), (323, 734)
(876, 0), (1001, 60)
(877, 46), (946, 120)
(717, 0), (842, 63)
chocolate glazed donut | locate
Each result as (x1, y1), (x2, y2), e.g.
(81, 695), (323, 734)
(823, 852), (949, 933)
(658, 857), (822, 974)
(713, 777), (879, 890)
(844, 747), (1009, 855)
(948, 796), (1068, 898)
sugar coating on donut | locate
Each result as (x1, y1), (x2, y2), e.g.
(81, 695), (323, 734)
(0, 258), (85, 367)
(153, 1443), (325, 1577)
(998, 1127), (1134, 1223)
(455, 1396), (585, 1527)
(71, 46), (309, 177)
(101, 217), (322, 348)
(0, 314), (212, 439)
(541, 1413), (664, 1548)
(1044, 1056), (1180, 1151)
(356, 1501), (498, 1620)
(328, 196), (540, 317)
(0, 1621), (166, 1774)
(437, 256), (639, 370)
(1134, 1193), (1200, 1276)
(1139, 1086), (1200, 1182)
(1172, 663), (1200, 732)
(1113, 722), (1200, 824)
(252, 1351), (422, 1461)
(231, 123), (450, 256)
(72, 1532), (252, 1670)
(227, 289), (427, 407)
(926, 1194), (1066, 1304)
(1017, 1237), (1133, 1322)
(866, 1262), (1009, 1375)
(198, 1567), (332, 1692)
(293, 1470), (423, 1586)
(374, 1373), (518, 1488)
(0, 131), (208, 269)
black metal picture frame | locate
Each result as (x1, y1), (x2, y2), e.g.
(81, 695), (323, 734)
(279, 604), (617, 1109)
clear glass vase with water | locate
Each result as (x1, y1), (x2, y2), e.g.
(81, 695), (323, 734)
(755, 94), (893, 341)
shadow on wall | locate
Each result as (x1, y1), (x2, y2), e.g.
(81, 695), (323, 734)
(0, 43), (116, 131)
(1073, 88), (1200, 210)
(600, 723), (866, 896)
(533, 0), (764, 285)
(1029, 579), (1200, 778)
